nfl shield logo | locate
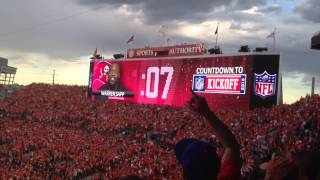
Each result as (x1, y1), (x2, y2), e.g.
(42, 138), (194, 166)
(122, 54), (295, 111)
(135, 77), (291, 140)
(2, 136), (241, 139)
(193, 76), (206, 91)
(254, 71), (277, 98)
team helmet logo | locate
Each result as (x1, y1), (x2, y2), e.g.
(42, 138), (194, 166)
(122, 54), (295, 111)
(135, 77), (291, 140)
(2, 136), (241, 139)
(193, 76), (206, 91)
(104, 65), (110, 74)
(254, 71), (277, 98)
(99, 64), (110, 80)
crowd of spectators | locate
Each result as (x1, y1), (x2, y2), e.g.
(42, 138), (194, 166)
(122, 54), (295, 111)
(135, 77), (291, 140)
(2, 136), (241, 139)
(0, 83), (319, 179)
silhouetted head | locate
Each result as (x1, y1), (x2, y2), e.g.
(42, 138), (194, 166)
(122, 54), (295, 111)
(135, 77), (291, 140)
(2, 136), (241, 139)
(175, 139), (221, 180)
(116, 175), (143, 180)
(260, 156), (300, 180)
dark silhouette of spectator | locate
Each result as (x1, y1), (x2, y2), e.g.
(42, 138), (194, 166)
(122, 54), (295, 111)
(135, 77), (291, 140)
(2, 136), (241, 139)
(291, 151), (320, 180)
(116, 175), (144, 180)
(260, 156), (300, 180)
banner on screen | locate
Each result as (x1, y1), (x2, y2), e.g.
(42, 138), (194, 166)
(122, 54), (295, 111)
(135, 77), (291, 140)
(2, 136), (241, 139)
(193, 74), (246, 94)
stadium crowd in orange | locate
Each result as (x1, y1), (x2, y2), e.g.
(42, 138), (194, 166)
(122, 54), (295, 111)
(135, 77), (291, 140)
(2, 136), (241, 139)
(0, 84), (319, 179)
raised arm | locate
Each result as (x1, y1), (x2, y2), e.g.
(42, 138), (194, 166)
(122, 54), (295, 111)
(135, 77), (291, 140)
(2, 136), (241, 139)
(188, 90), (240, 162)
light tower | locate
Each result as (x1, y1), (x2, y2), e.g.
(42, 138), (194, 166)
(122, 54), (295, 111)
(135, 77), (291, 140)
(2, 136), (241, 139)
(0, 57), (17, 86)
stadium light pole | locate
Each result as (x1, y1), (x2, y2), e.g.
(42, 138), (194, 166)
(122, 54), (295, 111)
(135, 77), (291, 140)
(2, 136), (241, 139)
(311, 77), (315, 96)
(52, 70), (55, 85)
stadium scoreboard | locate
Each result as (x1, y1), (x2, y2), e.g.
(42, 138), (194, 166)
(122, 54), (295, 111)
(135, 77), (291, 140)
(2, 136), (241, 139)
(88, 44), (280, 110)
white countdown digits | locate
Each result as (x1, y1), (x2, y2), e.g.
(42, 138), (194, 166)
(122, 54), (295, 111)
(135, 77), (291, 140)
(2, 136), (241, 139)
(146, 67), (159, 98)
(145, 66), (174, 99)
(160, 67), (173, 99)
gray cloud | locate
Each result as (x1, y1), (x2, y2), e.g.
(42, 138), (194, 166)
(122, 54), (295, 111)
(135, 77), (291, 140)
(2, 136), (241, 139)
(0, 0), (154, 59)
(75, 0), (144, 6)
(229, 21), (268, 32)
(229, 22), (242, 30)
(295, 0), (320, 23)
(0, 0), (320, 89)
(282, 15), (308, 24)
(236, 0), (266, 8)
(226, 11), (267, 22)
(77, 0), (226, 24)
(280, 47), (320, 76)
(257, 4), (282, 14)
(76, 0), (268, 24)
(0, 0), (270, 60)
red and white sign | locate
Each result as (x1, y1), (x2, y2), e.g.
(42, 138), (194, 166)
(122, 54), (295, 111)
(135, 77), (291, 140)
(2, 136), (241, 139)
(127, 44), (205, 58)
(255, 83), (274, 96)
(193, 74), (246, 94)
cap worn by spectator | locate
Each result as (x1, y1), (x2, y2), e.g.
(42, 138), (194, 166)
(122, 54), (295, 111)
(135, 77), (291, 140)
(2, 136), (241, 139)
(175, 138), (220, 180)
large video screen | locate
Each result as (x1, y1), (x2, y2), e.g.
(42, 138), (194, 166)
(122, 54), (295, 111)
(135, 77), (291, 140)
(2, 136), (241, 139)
(88, 54), (279, 110)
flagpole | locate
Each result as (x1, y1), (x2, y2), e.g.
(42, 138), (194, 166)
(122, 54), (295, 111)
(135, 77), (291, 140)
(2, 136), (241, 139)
(215, 23), (219, 47)
(215, 33), (218, 46)
(273, 28), (276, 52)
(126, 43), (128, 58)
(126, 35), (134, 58)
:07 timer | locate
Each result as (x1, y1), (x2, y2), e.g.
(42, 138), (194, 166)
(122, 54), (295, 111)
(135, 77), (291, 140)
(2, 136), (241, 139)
(143, 66), (174, 99)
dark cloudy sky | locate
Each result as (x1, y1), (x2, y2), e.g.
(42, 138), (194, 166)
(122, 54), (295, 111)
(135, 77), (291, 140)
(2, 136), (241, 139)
(0, 0), (319, 103)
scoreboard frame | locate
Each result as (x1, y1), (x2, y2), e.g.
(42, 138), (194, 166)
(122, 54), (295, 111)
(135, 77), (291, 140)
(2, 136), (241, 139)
(88, 52), (280, 110)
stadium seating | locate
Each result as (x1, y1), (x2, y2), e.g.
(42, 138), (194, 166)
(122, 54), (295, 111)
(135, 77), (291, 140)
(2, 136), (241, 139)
(0, 84), (319, 179)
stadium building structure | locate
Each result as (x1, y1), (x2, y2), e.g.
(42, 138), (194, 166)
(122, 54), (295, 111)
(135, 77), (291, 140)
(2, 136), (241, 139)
(0, 57), (17, 99)
(311, 32), (320, 50)
(0, 57), (17, 85)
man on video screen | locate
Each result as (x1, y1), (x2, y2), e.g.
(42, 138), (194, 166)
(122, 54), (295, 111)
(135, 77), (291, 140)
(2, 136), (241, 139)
(99, 63), (134, 98)
(99, 63), (127, 91)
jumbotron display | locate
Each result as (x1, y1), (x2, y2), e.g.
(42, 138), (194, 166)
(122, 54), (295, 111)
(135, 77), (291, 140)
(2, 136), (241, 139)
(88, 44), (280, 110)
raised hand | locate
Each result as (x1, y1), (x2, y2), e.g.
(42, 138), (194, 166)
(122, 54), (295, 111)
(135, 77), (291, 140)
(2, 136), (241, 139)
(188, 89), (211, 115)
